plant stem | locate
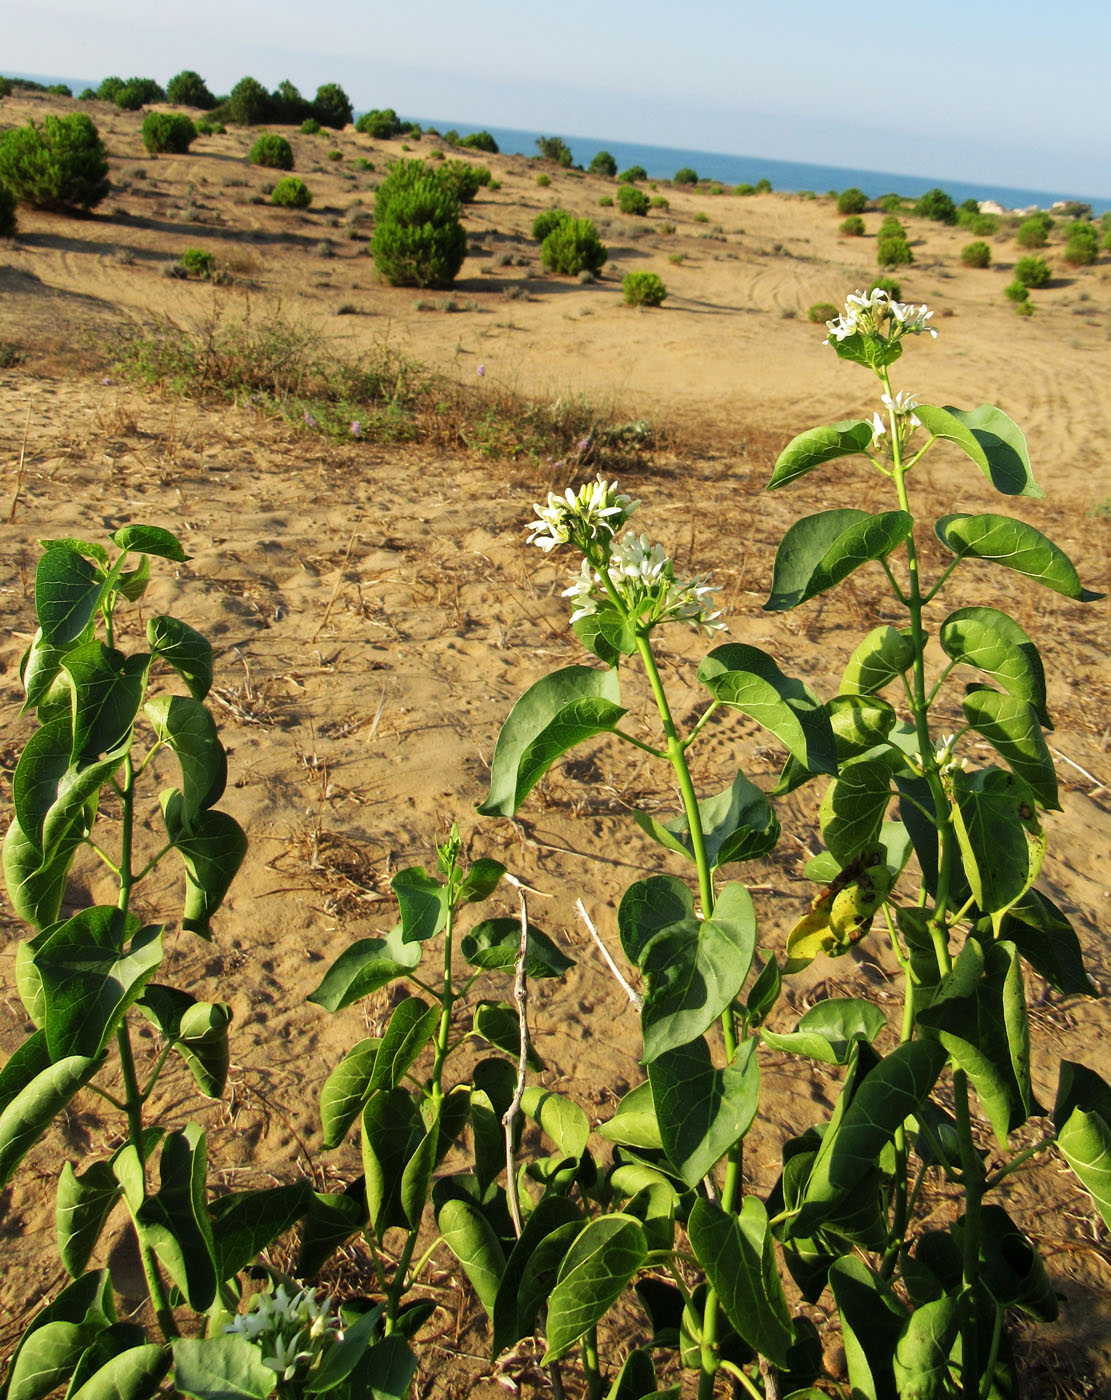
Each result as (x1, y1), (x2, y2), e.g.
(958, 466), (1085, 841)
(581, 1327), (602, 1400)
(117, 1024), (179, 1339)
(430, 901), (455, 1112)
(632, 630), (740, 1400)
(384, 1226), (420, 1335)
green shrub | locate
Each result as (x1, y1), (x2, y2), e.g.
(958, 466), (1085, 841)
(356, 108), (402, 139)
(541, 217), (607, 276)
(0, 113), (109, 212)
(1004, 279), (1029, 302)
(913, 187), (957, 223)
(735, 182), (755, 195)
(195, 121), (225, 136)
(869, 276), (902, 300)
(881, 215), (906, 235)
(47, 83), (72, 97)
(227, 76), (273, 125)
(0, 181), (15, 236)
(313, 83), (353, 129)
(178, 247), (214, 276)
(622, 270), (667, 306)
(96, 77), (125, 103)
(808, 301), (839, 323)
(536, 135), (572, 166)
(839, 215), (865, 236)
(589, 150), (617, 177)
(438, 159), (484, 203)
(1063, 225), (1098, 266)
(878, 193), (903, 213)
(673, 166), (698, 185)
(710, 184), (724, 196)
(618, 165), (647, 183)
(248, 134), (294, 170)
(371, 159), (466, 287)
(877, 231), (913, 267)
(1014, 254), (1051, 288)
(1016, 217), (1048, 249)
(836, 187), (868, 215)
(956, 197), (980, 223)
(970, 213), (998, 236)
(532, 208), (569, 241)
(301, 117), (320, 135)
(536, 172), (551, 187)
(650, 196), (670, 210)
(141, 112), (196, 156)
(754, 177), (772, 193)
(460, 129), (498, 154)
(270, 176), (312, 208)
(328, 149), (342, 161)
(77, 88), (95, 101)
(693, 211), (708, 223)
(617, 185), (649, 216)
(166, 70), (215, 108)
(598, 195), (613, 207)
(114, 77), (165, 110)
(961, 240), (991, 268)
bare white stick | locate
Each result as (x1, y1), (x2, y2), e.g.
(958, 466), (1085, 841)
(1048, 744), (1107, 795)
(502, 885), (530, 1239)
(576, 898), (642, 1011)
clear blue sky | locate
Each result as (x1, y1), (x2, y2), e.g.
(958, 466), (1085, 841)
(8, 0), (1110, 196)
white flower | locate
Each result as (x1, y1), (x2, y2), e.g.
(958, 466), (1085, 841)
(824, 288), (938, 350)
(871, 411), (887, 444)
(262, 1330), (311, 1382)
(608, 532), (670, 585)
(526, 477), (638, 554)
(562, 558), (600, 622)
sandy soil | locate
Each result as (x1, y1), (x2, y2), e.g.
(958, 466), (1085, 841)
(1, 89), (1109, 1396)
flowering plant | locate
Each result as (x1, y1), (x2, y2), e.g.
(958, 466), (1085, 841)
(468, 288), (1106, 1400)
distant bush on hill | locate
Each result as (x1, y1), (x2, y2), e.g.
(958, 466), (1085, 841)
(460, 130), (498, 154)
(271, 176), (312, 209)
(532, 208), (569, 242)
(754, 177), (772, 193)
(356, 108), (402, 139)
(313, 83), (353, 130)
(166, 70), (215, 109)
(623, 271), (667, 305)
(301, 117), (320, 135)
(1063, 221), (1099, 266)
(878, 193), (904, 213)
(808, 302), (839, 323)
(248, 134), (294, 170)
(0, 112), (109, 212)
(589, 150), (617, 177)
(913, 187), (957, 223)
(372, 158), (466, 287)
(618, 165), (647, 183)
(960, 240), (991, 268)
(438, 159), (487, 203)
(1014, 254), (1051, 288)
(47, 84), (72, 98)
(141, 112), (197, 155)
(536, 135), (573, 166)
(225, 76), (271, 125)
(541, 216), (606, 276)
(617, 185), (649, 216)
(1016, 217), (1049, 249)
(869, 276), (901, 299)
(114, 77), (165, 110)
(839, 215), (865, 236)
(673, 166), (698, 185)
(836, 187), (868, 215)
(877, 229), (913, 267)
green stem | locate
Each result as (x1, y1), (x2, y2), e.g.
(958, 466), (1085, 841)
(613, 728), (668, 758)
(680, 700), (721, 751)
(384, 1226), (420, 1334)
(983, 1135), (1055, 1190)
(117, 1025), (179, 1339)
(117, 754), (136, 915)
(430, 902), (456, 1111)
(581, 1327), (602, 1400)
(954, 1068), (984, 1400)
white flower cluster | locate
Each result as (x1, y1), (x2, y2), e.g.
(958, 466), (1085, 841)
(225, 1284), (344, 1382)
(527, 477), (639, 555)
(563, 531), (725, 636)
(824, 287), (937, 347)
(871, 389), (922, 446)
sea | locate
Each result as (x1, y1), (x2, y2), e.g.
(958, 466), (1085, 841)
(418, 119), (1111, 217)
